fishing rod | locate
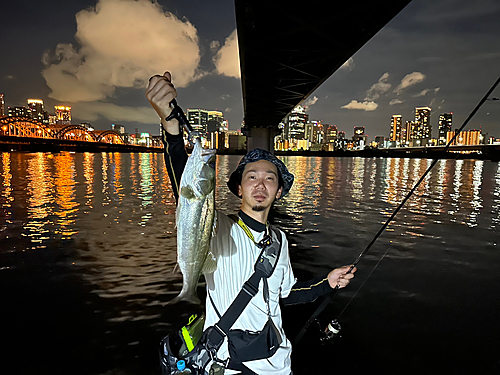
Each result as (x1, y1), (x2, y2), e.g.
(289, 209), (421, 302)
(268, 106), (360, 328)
(294, 74), (500, 345)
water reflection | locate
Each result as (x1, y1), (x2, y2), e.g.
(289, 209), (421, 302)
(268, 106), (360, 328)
(1, 153), (14, 225)
(1, 153), (499, 299)
(492, 162), (500, 230)
(53, 153), (78, 239)
(24, 153), (54, 246)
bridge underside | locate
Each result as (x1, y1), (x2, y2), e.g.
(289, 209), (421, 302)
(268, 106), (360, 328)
(235, 0), (411, 150)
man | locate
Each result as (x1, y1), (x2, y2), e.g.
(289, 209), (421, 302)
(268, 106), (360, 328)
(146, 72), (356, 374)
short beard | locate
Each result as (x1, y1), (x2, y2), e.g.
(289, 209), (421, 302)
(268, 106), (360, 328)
(252, 205), (266, 212)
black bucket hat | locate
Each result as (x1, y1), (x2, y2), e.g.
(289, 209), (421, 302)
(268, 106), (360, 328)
(227, 149), (294, 199)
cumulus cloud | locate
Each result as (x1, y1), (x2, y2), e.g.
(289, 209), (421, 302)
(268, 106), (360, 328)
(340, 57), (355, 71)
(365, 72), (391, 101)
(394, 72), (426, 95)
(42, 0), (202, 103)
(213, 29), (240, 78)
(389, 99), (404, 105)
(341, 100), (378, 111)
(304, 95), (319, 108)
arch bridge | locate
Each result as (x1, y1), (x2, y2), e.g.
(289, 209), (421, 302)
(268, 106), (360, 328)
(0, 117), (124, 144)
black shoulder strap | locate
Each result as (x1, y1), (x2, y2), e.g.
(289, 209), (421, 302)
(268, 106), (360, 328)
(203, 214), (282, 351)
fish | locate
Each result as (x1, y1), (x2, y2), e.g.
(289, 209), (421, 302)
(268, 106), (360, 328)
(170, 138), (217, 305)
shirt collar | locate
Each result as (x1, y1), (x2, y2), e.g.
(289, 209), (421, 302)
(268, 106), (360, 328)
(238, 210), (266, 232)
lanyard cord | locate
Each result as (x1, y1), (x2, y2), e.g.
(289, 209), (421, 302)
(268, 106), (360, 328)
(234, 216), (273, 249)
(233, 215), (274, 316)
(294, 74), (500, 345)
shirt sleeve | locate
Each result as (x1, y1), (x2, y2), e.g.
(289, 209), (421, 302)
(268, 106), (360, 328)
(278, 233), (297, 299)
(281, 276), (332, 305)
(161, 127), (188, 202)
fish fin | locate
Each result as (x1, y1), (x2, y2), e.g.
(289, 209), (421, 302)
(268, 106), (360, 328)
(202, 251), (217, 274)
(172, 263), (180, 274)
(180, 186), (196, 199)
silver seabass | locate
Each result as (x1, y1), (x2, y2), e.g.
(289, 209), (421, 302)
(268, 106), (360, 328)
(172, 139), (217, 304)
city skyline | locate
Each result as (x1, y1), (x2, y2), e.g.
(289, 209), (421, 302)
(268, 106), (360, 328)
(1, 0), (499, 138)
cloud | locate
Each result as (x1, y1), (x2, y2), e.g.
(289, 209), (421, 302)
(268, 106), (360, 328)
(210, 40), (220, 53)
(394, 72), (426, 95)
(413, 89), (430, 97)
(365, 72), (391, 101)
(73, 102), (161, 124)
(340, 57), (355, 71)
(304, 95), (319, 108)
(341, 100), (378, 111)
(42, 0), (202, 103)
(213, 29), (240, 78)
(389, 99), (404, 105)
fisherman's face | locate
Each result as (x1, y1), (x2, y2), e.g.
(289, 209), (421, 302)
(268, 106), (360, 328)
(238, 160), (283, 213)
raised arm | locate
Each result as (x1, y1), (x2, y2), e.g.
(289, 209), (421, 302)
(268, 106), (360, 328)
(146, 71), (188, 202)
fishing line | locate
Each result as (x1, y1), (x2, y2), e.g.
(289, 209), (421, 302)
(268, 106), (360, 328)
(294, 74), (500, 345)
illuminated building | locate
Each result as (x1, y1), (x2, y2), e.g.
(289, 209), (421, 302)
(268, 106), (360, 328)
(8, 106), (30, 118)
(414, 106), (432, 140)
(285, 105), (308, 140)
(324, 124), (337, 142)
(354, 126), (365, 136)
(55, 106), (72, 125)
(305, 121), (324, 145)
(27, 99), (49, 124)
(208, 110), (223, 123)
(352, 126), (367, 149)
(390, 115), (402, 143)
(187, 109), (209, 134)
(0, 93), (4, 116)
(374, 135), (385, 147)
(112, 123), (125, 134)
(438, 113), (452, 145)
(447, 129), (483, 146)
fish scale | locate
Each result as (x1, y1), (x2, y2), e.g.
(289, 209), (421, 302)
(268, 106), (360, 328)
(170, 138), (217, 305)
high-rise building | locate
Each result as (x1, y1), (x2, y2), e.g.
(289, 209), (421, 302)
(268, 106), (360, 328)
(0, 93), (4, 116)
(305, 121), (324, 144)
(27, 99), (48, 124)
(354, 126), (365, 136)
(353, 126), (367, 149)
(447, 129), (483, 146)
(55, 106), (72, 125)
(187, 109), (209, 134)
(390, 115), (403, 143)
(324, 124), (338, 144)
(208, 110), (223, 123)
(374, 135), (385, 147)
(285, 106), (308, 140)
(414, 106), (432, 140)
(112, 123), (125, 134)
(8, 106), (31, 118)
(406, 121), (415, 141)
(438, 113), (452, 145)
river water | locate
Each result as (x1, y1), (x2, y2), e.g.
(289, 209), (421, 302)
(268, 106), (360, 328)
(1, 152), (499, 374)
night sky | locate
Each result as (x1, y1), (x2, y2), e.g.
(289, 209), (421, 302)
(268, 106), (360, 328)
(1, 0), (499, 140)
